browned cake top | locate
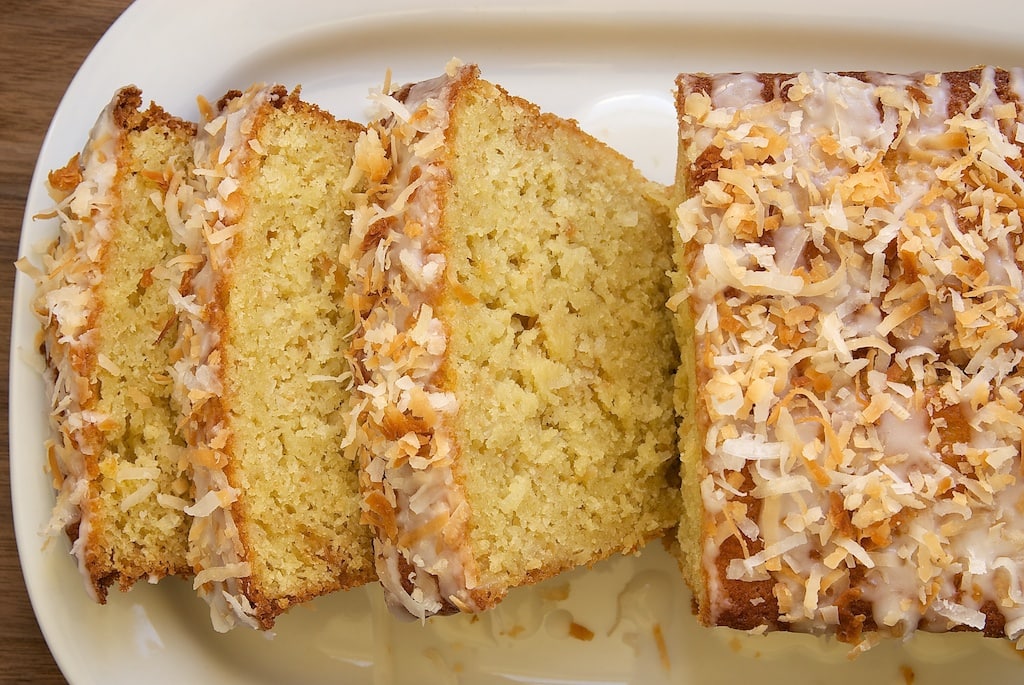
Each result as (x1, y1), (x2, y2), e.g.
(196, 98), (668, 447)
(674, 67), (1024, 650)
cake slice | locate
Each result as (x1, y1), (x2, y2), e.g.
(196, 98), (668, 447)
(23, 87), (196, 600)
(347, 63), (680, 620)
(169, 85), (374, 631)
(672, 67), (1024, 650)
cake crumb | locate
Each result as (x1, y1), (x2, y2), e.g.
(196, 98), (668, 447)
(568, 622), (595, 641)
(502, 624), (526, 638)
(541, 583), (571, 602)
(653, 623), (671, 671)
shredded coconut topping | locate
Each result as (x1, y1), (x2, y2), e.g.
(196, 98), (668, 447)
(19, 90), (126, 602)
(347, 63), (480, 620)
(677, 68), (1024, 647)
(167, 84), (281, 632)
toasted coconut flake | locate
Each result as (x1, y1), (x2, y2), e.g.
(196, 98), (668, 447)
(193, 562), (252, 589)
(119, 481), (158, 511)
(347, 65), (483, 620)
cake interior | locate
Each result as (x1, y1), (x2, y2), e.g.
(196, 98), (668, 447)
(220, 103), (374, 607)
(89, 118), (193, 589)
(438, 80), (681, 592)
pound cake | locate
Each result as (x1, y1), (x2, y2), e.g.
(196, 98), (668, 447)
(22, 87), (196, 601)
(672, 67), (1024, 650)
(347, 62), (680, 620)
(169, 85), (374, 631)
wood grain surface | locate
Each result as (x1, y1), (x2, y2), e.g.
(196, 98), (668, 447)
(0, 2), (132, 683)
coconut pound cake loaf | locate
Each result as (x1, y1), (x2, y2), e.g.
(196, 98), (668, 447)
(672, 67), (1024, 650)
(21, 87), (196, 600)
(169, 85), (374, 631)
(347, 63), (680, 620)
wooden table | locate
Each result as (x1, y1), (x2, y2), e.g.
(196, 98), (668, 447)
(1, 2), (133, 683)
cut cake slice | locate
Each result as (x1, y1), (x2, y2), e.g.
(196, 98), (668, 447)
(23, 86), (196, 600)
(347, 63), (681, 620)
(672, 67), (1024, 650)
(169, 85), (375, 631)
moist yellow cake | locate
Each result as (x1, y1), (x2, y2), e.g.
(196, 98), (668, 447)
(23, 87), (196, 600)
(169, 85), (374, 631)
(672, 67), (1024, 650)
(347, 63), (680, 620)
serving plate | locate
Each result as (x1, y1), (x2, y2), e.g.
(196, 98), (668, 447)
(12, 1), (1024, 683)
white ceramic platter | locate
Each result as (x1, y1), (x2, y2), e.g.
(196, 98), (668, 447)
(12, 1), (1024, 683)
